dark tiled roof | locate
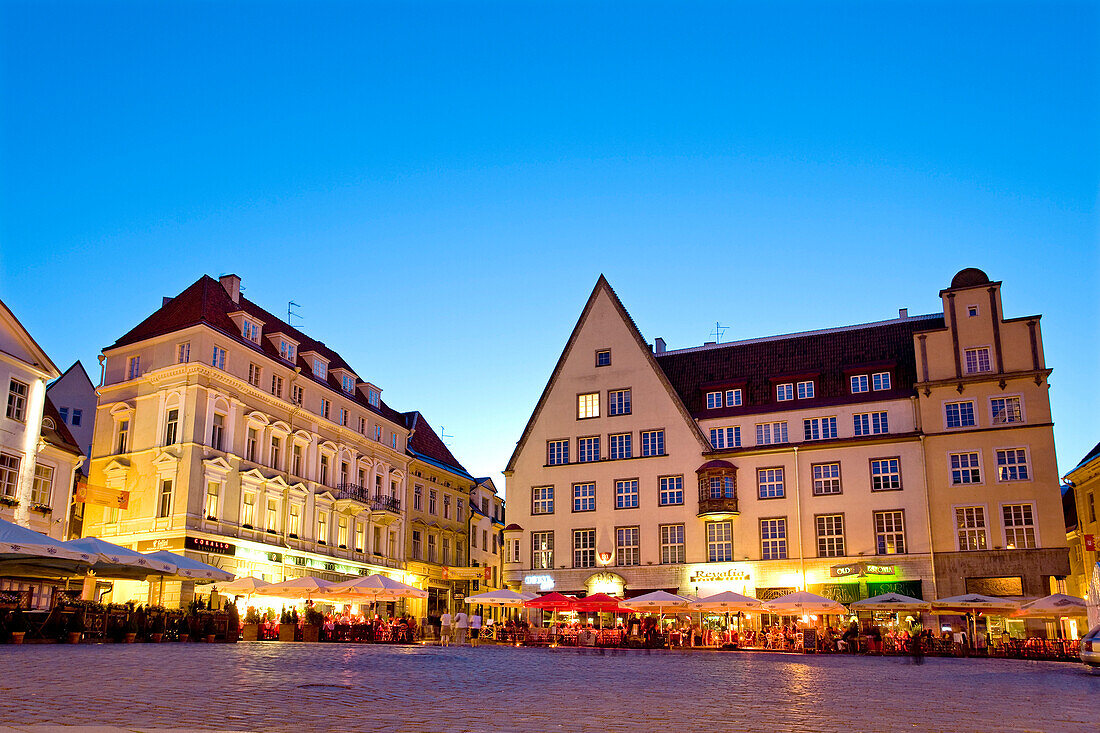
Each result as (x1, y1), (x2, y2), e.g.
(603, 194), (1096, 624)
(109, 275), (405, 425)
(404, 411), (471, 479)
(656, 315), (945, 418)
(1072, 440), (1100, 471)
(41, 396), (82, 456)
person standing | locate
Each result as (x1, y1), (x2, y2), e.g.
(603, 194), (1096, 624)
(454, 609), (468, 646)
(469, 611), (482, 647)
(440, 609), (452, 647)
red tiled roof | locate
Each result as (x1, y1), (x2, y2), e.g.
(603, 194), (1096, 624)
(42, 396), (82, 456)
(403, 411), (470, 478)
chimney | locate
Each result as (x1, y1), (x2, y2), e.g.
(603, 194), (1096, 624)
(162, 296), (172, 307)
(655, 338), (666, 355)
(219, 274), (241, 304)
(898, 308), (908, 319)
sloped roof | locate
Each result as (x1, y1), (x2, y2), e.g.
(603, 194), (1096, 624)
(0, 297), (60, 378)
(404, 411), (472, 480)
(41, 396), (82, 456)
(48, 360), (95, 393)
(1072, 440), (1100, 472)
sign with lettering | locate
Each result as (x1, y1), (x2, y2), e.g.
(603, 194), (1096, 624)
(830, 562), (895, 578)
(137, 538), (180, 551)
(1085, 534), (1096, 552)
(443, 566), (491, 582)
(74, 482), (129, 510)
(689, 567), (752, 584)
(585, 571), (625, 596)
(185, 536), (235, 556)
(524, 574), (555, 591)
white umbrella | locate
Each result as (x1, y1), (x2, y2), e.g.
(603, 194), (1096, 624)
(0, 517), (93, 575)
(850, 592), (930, 613)
(688, 590), (763, 611)
(1011, 593), (1086, 619)
(144, 550), (234, 582)
(465, 589), (531, 607)
(259, 576), (337, 600)
(63, 536), (176, 577)
(218, 576), (274, 594)
(764, 591), (847, 616)
(624, 590), (691, 614)
(325, 574), (427, 601)
(930, 593), (1020, 614)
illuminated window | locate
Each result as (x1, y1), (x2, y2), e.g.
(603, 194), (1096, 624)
(316, 511), (328, 543)
(30, 464), (53, 505)
(996, 448), (1029, 481)
(573, 528), (596, 568)
(577, 392), (600, 419)
(157, 479), (173, 518)
(286, 503), (299, 536)
(532, 486), (554, 515)
(532, 531), (553, 569)
(955, 507), (987, 551)
(0, 453), (20, 499)
(205, 481), (219, 520)
(337, 516), (348, 547)
(991, 396), (1022, 424)
(1003, 505), (1036, 549)
(707, 522), (732, 562)
(266, 499), (278, 532)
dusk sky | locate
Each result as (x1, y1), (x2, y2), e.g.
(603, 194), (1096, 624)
(1, 1), (1096, 483)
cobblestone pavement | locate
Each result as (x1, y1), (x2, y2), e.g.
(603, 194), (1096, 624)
(0, 643), (1097, 733)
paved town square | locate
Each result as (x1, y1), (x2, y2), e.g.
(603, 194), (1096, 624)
(0, 644), (1096, 733)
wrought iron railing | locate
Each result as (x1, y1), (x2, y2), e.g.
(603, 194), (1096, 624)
(334, 483), (401, 512)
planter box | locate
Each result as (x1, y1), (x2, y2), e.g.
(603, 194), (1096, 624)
(242, 624), (259, 642)
(278, 624), (297, 642)
(302, 625), (320, 643)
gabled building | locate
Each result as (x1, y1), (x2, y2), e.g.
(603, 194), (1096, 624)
(1065, 440), (1100, 603)
(503, 271), (1068, 631)
(469, 476), (505, 619)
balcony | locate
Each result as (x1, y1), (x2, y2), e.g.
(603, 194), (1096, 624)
(697, 460), (739, 519)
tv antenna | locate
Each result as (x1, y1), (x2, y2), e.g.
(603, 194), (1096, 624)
(710, 321), (729, 344)
(288, 301), (301, 326)
(440, 426), (454, 445)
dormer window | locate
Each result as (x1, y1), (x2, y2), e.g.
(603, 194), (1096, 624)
(242, 319), (261, 343)
(279, 340), (296, 363)
(776, 383), (794, 402)
(342, 375), (355, 393)
(313, 358), (327, 380)
(796, 380), (814, 399)
(368, 389), (380, 408)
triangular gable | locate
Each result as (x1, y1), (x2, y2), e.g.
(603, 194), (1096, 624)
(504, 275), (708, 474)
(0, 298), (60, 379)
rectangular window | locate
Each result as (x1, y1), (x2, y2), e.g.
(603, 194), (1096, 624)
(725, 389), (743, 407)
(368, 389), (380, 407)
(320, 398), (331, 420)
(116, 419), (129, 454)
(950, 452), (981, 484)
(443, 494), (451, 519)
(71, 409), (82, 427)
(532, 486), (554, 515)
(338, 407), (348, 426)
(355, 522), (365, 552)
(854, 411), (889, 436)
(708, 475), (735, 499)
(609, 432), (632, 460)
(797, 380), (814, 399)
(212, 347), (226, 370)
(996, 448), (1029, 481)
(413, 486), (422, 511)
(247, 363), (262, 387)
(268, 499), (279, 533)
(776, 383), (794, 401)
(532, 531), (554, 569)
(291, 444), (302, 476)
(1003, 504), (1036, 549)
(872, 372), (891, 391)
(850, 375), (869, 393)
(573, 528), (596, 568)
(271, 374), (283, 398)
(641, 430), (664, 456)
(320, 454), (330, 485)
(279, 340), (296, 363)
(158, 479), (173, 518)
(177, 342), (190, 363)
(59, 407), (68, 423)
(659, 475), (684, 506)
(660, 523), (685, 564)
(290, 384), (303, 405)
(1088, 492), (1096, 523)
(760, 518), (787, 560)
(547, 440), (569, 465)
(706, 391), (722, 409)
(707, 522), (733, 562)
(164, 408), (179, 445)
(816, 514), (845, 557)
(205, 481), (219, 520)
(616, 526), (640, 566)
(956, 506), (988, 551)
(803, 416), (837, 441)
(128, 356), (141, 380)
(991, 396), (1023, 424)
(442, 538), (451, 565)
(615, 479), (639, 509)
(246, 427), (258, 463)
(337, 515), (348, 547)
(709, 426), (741, 450)
(358, 416), (366, 434)
(608, 389), (631, 416)
(811, 463), (842, 495)
(945, 401), (976, 428)
(578, 393), (600, 419)
(427, 534), (437, 562)
(870, 458), (901, 491)
(757, 467), (785, 499)
(595, 349), (611, 366)
(874, 510), (906, 554)
(242, 493), (255, 527)
(964, 347), (992, 374)
(342, 375), (355, 393)
(756, 422), (788, 445)
(411, 530), (422, 560)
(0, 453), (20, 498)
(373, 425), (382, 441)
(316, 511), (327, 543)
(242, 320), (260, 343)
(573, 482), (595, 512)
(313, 358), (327, 380)
(577, 436), (600, 462)
(429, 489), (437, 515)
(30, 464), (53, 505)
(270, 436), (281, 470)
(211, 414), (225, 451)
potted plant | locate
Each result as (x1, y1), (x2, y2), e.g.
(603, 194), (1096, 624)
(149, 613), (165, 643)
(67, 609), (85, 644)
(242, 606), (261, 641)
(225, 603), (240, 643)
(124, 614), (138, 643)
(177, 616), (190, 643)
(303, 606), (323, 643)
(278, 607), (296, 642)
(9, 609), (27, 644)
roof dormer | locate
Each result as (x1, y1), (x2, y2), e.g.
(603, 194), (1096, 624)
(228, 310), (265, 345)
(358, 381), (382, 408)
(301, 350), (329, 381)
(331, 367), (358, 395)
(267, 332), (300, 364)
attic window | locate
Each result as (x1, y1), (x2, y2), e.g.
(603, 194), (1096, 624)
(42, 417), (55, 430)
(595, 350), (611, 367)
(368, 389), (380, 408)
(313, 358), (327, 380)
(242, 319), (261, 343)
(279, 340), (296, 363)
(967, 305), (979, 317)
(342, 375), (355, 393)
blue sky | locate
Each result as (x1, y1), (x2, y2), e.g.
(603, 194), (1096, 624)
(1, 1), (1097, 483)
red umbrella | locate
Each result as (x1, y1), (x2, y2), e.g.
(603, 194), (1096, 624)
(524, 591), (578, 610)
(573, 593), (626, 613)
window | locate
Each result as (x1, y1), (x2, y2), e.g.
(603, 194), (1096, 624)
(443, 494), (451, 519)
(427, 534), (437, 562)
(71, 409), (82, 427)
(59, 407), (68, 423)
(578, 393), (600, 419)
(391, 433), (398, 449)
(547, 440), (569, 465)
(426, 489), (436, 515)
(245, 428), (258, 463)
(761, 518), (787, 560)
(709, 426), (741, 450)
(30, 464), (53, 505)
(270, 374), (283, 399)
(616, 526), (640, 566)
(706, 392), (722, 409)
(660, 524), (685, 564)
(205, 481), (219, 520)
(279, 340), (296, 362)
(128, 356), (141, 380)
(756, 422), (788, 445)
(811, 463), (841, 495)
(950, 452), (981, 484)
(573, 529), (596, 568)
(320, 398), (331, 420)
(368, 389), (380, 408)
(870, 458), (901, 491)
(816, 514), (845, 557)
(266, 499), (279, 533)
(573, 482), (595, 512)
(945, 401), (976, 428)
(116, 419), (130, 454)
(577, 436), (600, 463)
(725, 389), (743, 407)
(964, 347), (992, 374)
(242, 494), (256, 527)
(707, 475), (735, 499)
(247, 363), (262, 387)
(874, 511), (906, 554)
(373, 425), (382, 441)
(338, 407), (348, 427)
(1002, 504), (1036, 549)
(707, 522), (733, 562)
(615, 479), (639, 509)
(316, 511), (328, 543)
(319, 454), (330, 485)
(758, 468), (785, 499)
(776, 383), (794, 401)
(872, 372), (891, 391)
(596, 350), (611, 366)
(850, 375), (869, 393)
(532, 486), (554, 515)
(242, 320), (260, 343)
(608, 389), (631, 416)
(358, 416), (366, 434)
(1088, 492), (1096, 523)
(797, 380), (814, 399)
(956, 507), (987, 551)
(411, 530), (422, 559)
(532, 531), (554, 569)
(659, 475), (684, 506)
(337, 516), (348, 547)
(991, 396), (1023, 424)
(291, 444), (303, 476)
(967, 305), (979, 317)
(355, 522), (365, 552)
(342, 375), (355, 393)
(641, 430), (664, 456)
(509, 538), (521, 563)
(290, 384), (303, 405)
(164, 409), (179, 445)
(0, 453), (19, 498)
(854, 411), (889, 436)
(212, 346), (226, 370)
(609, 433), (632, 460)
(211, 413), (225, 451)
(996, 448), (1029, 481)
(177, 342), (190, 363)
(312, 358), (327, 380)
(413, 486), (422, 511)
(157, 479), (173, 518)
(442, 538), (451, 565)
(803, 417), (837, 441)
(270, 436), (281, 469)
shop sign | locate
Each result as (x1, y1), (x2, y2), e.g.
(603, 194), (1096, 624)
(830, 562), (894, 578)
(185, 536), (235, 556)
(74, 482), (129, 510)
(523, 574), (555, 591)
(1085, 534), (1096, 552)
(689, 567), (751, 584)
(755, 587), (797, 601)
(585, 572), (625, 596)
(818, 583), (862, 604)
(443, 566), (491, 582)
(136, 538), (180, 551)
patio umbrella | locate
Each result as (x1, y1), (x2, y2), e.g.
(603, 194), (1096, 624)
(1011, 594), (1087, 619)
(688, 590), (763, 612)
(573, 593), (626, 613)
(217, 576), (274, 594)
(930, 593), (1021, 615)
(623, 590), (691, 613)
(258, 575), (337, 600)
(850, 592), (930, 613)
(0, 517), (94, 575)
(464, 589), (531, 607)
(763, 591), (847, 616)
(63, 536), (176, 578)
(325, 573), (427, 601)
(523, 591), (578, 610)
(144, 550), (234, 582)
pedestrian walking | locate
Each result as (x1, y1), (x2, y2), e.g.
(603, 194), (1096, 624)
(440, 610), (452, 647)
(454, 609), (468, 645)
(469, 611), (482, 647)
